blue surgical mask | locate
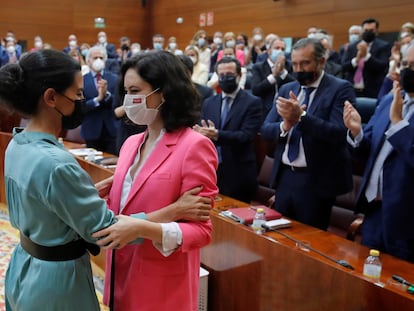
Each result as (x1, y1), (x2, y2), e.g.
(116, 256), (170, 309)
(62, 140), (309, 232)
(198, 38), (206, 47)
(349, 34), (359, 44)
(153, 43), (163, 50)
(270, 50), (284, 63)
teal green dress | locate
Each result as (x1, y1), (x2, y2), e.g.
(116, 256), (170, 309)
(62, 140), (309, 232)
(4, 130), (115, 311)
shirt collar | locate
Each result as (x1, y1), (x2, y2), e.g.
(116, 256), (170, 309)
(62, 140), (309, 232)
(222, 87), (240, 100)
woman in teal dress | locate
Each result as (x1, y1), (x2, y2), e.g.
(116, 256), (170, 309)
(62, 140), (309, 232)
(0, 50), (212, 311)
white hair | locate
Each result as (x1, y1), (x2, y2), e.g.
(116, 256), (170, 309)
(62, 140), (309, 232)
(348, 25), (362, 34)
(86, 45), (108, 62)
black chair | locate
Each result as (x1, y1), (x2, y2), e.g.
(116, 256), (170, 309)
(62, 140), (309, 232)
(354, 97), (377, 124)
(252, 155), (275, 206)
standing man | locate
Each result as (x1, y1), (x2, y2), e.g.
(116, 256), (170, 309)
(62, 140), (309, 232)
(194, 57), (262, 203)
(251, 37), (295, 117)
(343, 43), (414, 263)
(261, 38), (355, 230)
(342, 18), (392, 98)
(82, 46), (119, 154)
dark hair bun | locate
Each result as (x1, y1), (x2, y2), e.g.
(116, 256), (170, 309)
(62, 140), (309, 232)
(0, 63), (26, 113)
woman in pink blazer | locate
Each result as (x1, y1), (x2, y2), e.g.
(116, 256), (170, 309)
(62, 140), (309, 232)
(93, 51), (218, 311)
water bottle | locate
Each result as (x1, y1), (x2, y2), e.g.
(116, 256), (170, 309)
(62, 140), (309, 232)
(363, 249), (382, 283)
(251, 208), (266, 235)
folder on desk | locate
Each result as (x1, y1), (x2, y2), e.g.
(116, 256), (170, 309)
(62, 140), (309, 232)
(225, 206), (282, 225)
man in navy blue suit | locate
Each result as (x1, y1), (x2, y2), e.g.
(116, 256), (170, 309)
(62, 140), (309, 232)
(342, 18), (392, 98)
(193, 57), (262, 203)
(82, 46), (119, 154)
(343, 43), (414, 263)
(251, 37), (295, 118)
(261, 38), (355, 230)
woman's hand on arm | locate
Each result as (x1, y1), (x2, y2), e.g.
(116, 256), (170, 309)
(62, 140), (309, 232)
(95, 175), (114, 198)
(92, 215), (162, 249)
(147, 186), (212, 223)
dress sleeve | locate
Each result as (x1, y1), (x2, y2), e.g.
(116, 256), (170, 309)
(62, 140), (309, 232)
(46, 162), (115, 243)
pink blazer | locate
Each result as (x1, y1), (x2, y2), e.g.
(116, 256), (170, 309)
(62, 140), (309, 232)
(104, 127), (218, 311)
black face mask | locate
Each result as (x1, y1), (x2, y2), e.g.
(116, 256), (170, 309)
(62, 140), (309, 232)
(400, 68), (414, 93)
(56, 97), (87, 130)
(362, 31), (376, 43)
(219, 75), (238, 94)
(294, 71), (317, 86)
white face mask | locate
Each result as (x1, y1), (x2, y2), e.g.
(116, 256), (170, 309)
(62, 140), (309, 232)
(123, 88), (161, 125)
(213, 37), (222, 45)
(169, 42), (177, 50)
(92, 58), (105, 72)
(34, 41), (43, 49)
(69, 40), (77, 48)
(98, 36), (106, 44)
(131, 48), (141, 55)
(226, 40), (236, 48)
(253, 34), (263, 41)
(6, 46), (15, 54)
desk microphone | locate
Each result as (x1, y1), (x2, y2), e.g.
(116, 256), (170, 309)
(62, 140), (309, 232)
(268, 228), (354, 270)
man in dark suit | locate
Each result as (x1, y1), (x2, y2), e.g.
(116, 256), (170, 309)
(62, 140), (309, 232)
(96, 31), (117, 59)
(251, 37), (295, 117)
(342, 18), (392, 98)
(261, 38), (355, 230)
(193, 57), (263, 203)
(343, 43), (414, 262)
(82, 46), (119, 154)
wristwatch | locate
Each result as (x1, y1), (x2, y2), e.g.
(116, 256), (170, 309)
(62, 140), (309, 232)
(298, 111), (307, 122)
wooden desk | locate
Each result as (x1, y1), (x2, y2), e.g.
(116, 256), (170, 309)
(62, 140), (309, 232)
(3, 131), (414, 310)
(203, 196), (414, 311)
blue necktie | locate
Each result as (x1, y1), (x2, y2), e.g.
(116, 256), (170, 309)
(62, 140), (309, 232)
(220, 96), (230, 129)
(217, 97), (231, 163)
(287, 87), (315, 162)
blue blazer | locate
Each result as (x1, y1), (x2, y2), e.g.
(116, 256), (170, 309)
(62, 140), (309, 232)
(341, 38), (391, 98)
(355, 93), (414, 239)
(201, 89), (263, 199)
(81, 70), (119, 140)
(261, 73), (355, 198)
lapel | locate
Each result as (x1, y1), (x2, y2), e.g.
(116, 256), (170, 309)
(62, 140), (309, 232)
(264, 61), (272, 76)
(84, 72), (98, 97)
(121, 130), (182, 213)
(222, 90), (243, 128)
(371, 100), (391, 155)
(307, 74), (329, 115)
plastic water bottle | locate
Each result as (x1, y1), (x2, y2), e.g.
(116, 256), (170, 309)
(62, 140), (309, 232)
(251, 208), (266, 235)
(363, 249), (382, 283)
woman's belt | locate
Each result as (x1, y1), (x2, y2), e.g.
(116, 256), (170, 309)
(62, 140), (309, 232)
(19, 232), (100, 261)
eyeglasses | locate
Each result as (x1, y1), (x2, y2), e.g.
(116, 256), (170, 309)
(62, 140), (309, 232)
(401, 60), (414, 70)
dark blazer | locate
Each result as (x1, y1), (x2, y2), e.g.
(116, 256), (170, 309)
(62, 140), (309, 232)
(251, 61), (295, 117)
(261, 73), (355, 198)
(341, 38), (392, 98)
(81, 70), (119, 141)
(354, 93), (414, 239)
(103, 43), (117, 59)
(201, 89), (263, 202)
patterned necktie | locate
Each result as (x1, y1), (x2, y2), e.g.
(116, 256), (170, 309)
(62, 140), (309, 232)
(353, 58), (365, 85)
(287, 87), (315, 162)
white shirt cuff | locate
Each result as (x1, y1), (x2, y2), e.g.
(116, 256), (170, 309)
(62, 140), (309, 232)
(153, 222), (183, 257)
(267, 74), (276, 84)
(347, 129), (363, 147)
